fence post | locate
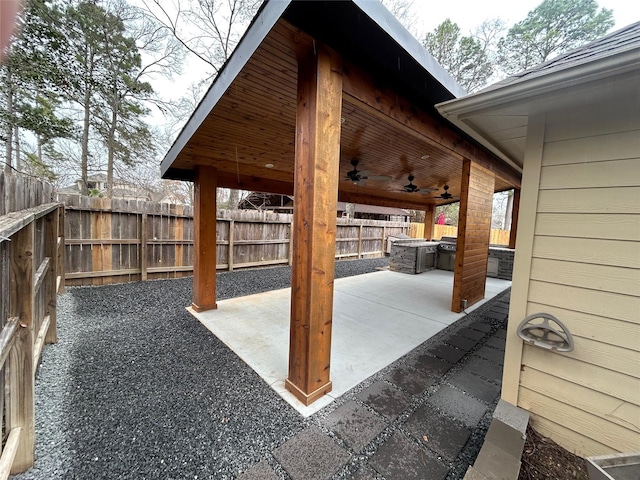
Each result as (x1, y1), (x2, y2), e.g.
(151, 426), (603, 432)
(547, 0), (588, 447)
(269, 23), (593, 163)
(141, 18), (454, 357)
(357, 224), (363, 259)
(44, 208), (58, 344)
(288, 219), (294, 266)
(8, 221), (35, 474)
(227, 219), (234, 271)
(380, 226), (386, 256)
(57, 206), (65, 293)
(140, 212), (148, 281)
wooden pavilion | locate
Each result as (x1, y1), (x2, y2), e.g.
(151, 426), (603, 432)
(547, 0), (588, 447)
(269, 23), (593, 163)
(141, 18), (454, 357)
(161, 0), (522, 406)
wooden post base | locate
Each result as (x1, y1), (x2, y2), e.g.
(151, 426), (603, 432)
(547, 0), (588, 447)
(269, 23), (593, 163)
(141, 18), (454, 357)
(285, 378), (333, 406)
(191, 302), (218, 313)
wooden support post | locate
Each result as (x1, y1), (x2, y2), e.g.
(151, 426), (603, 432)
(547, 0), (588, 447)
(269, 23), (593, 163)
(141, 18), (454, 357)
(424, 205), (435, 241)
(44, 209), (58, 344)
(452, 159), (495, 313)
(192, 166), (218, 312)
(8, 222), (35, 474)
(508, 188), (520, 249)
(228, 220), (234, 272)
(381, 226), (386, 256)
(357, 224), (363, 258)
(140, 212), (148, 281)
(286, 44), (342, 406)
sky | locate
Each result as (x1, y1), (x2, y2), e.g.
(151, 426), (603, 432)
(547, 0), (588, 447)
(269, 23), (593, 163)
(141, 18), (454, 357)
(412, 0), (639, 35)
(144, 0), (640, 132)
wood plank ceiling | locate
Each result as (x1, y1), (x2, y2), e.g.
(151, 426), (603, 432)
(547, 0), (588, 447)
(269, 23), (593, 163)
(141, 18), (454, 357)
(164, 19), (518, 210)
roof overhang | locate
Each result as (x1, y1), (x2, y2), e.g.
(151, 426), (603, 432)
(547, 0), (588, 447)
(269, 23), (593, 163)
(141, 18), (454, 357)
(436, 40), (640, 168)
(161, 0), (522, 209)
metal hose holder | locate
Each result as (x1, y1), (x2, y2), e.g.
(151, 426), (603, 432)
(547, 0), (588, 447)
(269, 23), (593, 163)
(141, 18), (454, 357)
(516, 313), (574, 352)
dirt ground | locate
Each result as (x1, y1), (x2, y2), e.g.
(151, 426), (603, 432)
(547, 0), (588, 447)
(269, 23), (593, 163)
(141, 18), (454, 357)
(518, 426), (589, 480)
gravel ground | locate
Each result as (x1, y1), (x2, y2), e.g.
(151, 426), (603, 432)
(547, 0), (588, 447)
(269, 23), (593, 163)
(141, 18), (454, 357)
(12, 258), (390, 480)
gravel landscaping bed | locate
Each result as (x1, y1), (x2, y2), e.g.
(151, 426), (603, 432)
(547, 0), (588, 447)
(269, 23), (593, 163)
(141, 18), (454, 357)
(12, 258), (389, 480)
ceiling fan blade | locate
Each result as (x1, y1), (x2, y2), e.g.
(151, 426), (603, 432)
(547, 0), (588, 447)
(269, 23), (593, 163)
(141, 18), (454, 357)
(366, 175), (392, 181)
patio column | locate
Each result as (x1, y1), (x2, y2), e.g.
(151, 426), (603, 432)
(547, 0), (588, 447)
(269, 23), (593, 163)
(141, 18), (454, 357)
(192, 165), (218, 312)
(286, 44), (342, 406)
(508, 188), (520, 249)
(423, 205), (435, 241)
(452, 159), (495, 312)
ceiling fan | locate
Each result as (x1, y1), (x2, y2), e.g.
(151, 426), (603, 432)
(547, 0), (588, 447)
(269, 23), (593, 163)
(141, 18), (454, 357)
(399, 175), (438, 194)
(432, 184), (459, 200)
(345, 159), (391, 185)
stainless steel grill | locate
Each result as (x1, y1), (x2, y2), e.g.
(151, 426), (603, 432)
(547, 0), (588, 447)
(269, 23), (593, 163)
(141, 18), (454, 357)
(437, 236), (457, 270)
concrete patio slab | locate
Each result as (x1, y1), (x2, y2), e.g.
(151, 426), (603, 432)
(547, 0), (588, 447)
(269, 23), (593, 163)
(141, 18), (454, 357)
(190, 269), (510, 415)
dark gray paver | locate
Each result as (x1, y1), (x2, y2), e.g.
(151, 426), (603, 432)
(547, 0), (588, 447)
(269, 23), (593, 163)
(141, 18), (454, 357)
(494, 329), (507, 340)
(429, 344), (466, 363)
(272, 426), (350, 480)
(484, 310), (507, 321)
(237, 461), (279, 480)
(475, 346), (505, 365)
(322, 400), (387, 452)
(407, 354), (452, 376)
(447, 370), (500, 403)
(491, 305), (510, 315)
(404, 406), (471, 460)
(350, 465), (379, 480)
(386, 366), (437, 396)
(369, 432), (449, 480)
(428, 385), (488, 427)
(466, 356), (503, 383)
(460, 325), (489, 338)
(485, 336), (506, 351)
(356, 381), (413, 420)
(446, 335), (479, 352)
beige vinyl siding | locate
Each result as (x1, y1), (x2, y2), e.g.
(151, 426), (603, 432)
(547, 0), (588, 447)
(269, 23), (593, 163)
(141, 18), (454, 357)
(510, 101), (640, 455)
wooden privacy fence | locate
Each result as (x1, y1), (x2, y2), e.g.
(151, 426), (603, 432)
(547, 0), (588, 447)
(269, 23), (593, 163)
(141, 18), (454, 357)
(60, 196), (410, 286)
(409, 223), (511, 245)
(0, 173), (64, 476)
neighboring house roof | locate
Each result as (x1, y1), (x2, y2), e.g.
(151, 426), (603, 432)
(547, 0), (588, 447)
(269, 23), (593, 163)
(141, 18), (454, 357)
(336, 202), (410, 217)
(239, 193), (409, 217)
(436, 22), (640, 167)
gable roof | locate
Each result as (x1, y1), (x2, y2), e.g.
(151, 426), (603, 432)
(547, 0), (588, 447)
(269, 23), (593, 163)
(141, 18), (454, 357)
(160, 0), (521, 210)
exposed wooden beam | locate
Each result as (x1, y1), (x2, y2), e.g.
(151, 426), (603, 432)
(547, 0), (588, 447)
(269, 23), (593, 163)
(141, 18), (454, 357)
(341, 60), (521, 188)
(338, 191), (434, 211)
(192, 166), (218, 312)
(286, 44), (342, 406)
(452, 160), (495, 312)
(216, 171), (294, 196)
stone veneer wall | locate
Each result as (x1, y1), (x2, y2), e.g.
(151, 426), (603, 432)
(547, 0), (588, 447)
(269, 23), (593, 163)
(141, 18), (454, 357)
(488, 247), (515, 280)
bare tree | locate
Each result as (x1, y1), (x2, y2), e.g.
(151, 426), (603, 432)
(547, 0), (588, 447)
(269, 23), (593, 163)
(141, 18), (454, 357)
(140, 0), (262, 82)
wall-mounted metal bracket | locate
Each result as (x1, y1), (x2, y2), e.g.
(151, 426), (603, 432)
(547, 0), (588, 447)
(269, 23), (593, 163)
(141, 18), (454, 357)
(516, 313), (574, 352)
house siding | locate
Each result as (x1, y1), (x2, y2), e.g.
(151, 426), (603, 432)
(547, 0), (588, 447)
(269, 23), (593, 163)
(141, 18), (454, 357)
(506, 99), (640, 456)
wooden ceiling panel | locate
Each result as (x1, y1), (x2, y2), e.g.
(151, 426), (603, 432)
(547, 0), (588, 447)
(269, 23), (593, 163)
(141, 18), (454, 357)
(171, 18), (519, 208)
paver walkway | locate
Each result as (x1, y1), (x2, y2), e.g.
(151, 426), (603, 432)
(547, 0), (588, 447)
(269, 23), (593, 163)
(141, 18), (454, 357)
(239, 289), (511, 480)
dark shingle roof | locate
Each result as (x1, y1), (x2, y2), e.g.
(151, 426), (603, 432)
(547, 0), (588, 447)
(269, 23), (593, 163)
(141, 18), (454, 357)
(485, 21), (640, 91)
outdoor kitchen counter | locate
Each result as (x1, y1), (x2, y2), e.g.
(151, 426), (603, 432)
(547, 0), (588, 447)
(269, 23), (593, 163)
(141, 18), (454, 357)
(389, 241), (439, 274)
